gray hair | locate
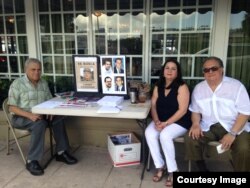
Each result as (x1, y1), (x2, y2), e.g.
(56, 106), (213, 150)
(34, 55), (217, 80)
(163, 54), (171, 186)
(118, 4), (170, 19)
(24, 58), (41, 70)
(203, 56), (224, 68)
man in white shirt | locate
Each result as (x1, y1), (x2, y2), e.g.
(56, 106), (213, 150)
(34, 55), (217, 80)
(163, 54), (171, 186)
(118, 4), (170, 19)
(184, 56), (250, 172)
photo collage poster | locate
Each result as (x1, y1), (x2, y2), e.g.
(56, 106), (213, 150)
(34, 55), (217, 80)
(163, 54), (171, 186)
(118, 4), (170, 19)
(100, 55), (127, 95)
(73, 56), (99, 93)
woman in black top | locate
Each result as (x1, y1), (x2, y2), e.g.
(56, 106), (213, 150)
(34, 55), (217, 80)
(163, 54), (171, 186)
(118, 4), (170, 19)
(145, 58), (191, 187)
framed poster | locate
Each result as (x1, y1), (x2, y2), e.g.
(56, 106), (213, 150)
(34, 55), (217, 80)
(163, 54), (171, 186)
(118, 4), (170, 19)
(100, 55), (127, 96)
(72, 55), (100, 95)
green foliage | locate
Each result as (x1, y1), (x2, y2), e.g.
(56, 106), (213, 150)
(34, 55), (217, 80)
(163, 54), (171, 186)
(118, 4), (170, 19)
(0, 79), (13, 108)
(42, 75), (74, 96)
(41, 75), (55, 96)
(55, 76), (74, 93)
(185, 79), (203, 93)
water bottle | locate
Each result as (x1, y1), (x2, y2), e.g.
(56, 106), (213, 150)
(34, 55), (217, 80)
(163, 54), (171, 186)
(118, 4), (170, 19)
(129, 87), (137, 104)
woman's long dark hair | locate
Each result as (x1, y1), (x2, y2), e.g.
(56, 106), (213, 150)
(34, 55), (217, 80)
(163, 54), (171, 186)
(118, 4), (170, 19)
(156, 58), (185, 90)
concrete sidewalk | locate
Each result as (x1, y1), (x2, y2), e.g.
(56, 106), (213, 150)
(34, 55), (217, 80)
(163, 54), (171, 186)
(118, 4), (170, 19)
(0, 141), (233, 188)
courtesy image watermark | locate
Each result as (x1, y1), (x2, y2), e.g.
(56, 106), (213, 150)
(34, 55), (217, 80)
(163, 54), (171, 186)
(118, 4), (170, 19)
(173, 172), (250, 188)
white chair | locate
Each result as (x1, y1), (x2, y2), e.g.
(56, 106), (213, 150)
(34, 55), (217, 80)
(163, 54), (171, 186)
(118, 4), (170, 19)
(3, 98), (30, 164)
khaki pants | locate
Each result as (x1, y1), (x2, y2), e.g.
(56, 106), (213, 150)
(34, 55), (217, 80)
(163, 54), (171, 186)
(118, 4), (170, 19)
(184, 123), (250, 172)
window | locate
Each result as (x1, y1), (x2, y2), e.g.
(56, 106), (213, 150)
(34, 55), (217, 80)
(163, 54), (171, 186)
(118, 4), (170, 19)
(38, 0), (88, 92)
(150, 0), (213, 84)
(226, 0), (250, 91)
(93, 0), (145, 80)
(0, 0), (28, 78)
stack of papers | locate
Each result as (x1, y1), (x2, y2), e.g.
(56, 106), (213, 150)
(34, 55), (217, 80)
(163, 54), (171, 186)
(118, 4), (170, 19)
(59, 97), (100, 108)
(60, 98), (88, 107)
(97, 96), (124, 107)
(110, 134), (131, 145)
(97, 96), (124, 113)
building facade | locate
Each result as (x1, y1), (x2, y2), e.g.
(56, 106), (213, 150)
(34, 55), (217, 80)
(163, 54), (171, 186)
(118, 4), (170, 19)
(0, 0), (249, 94)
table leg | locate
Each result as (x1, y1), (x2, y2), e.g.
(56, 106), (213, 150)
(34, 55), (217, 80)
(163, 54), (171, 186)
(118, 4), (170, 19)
(136, 119), (148, 180)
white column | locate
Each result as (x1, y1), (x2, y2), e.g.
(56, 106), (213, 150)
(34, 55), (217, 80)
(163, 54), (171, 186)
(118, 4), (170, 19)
(211, 0), (232, 71)
(25, 0), (38, 58)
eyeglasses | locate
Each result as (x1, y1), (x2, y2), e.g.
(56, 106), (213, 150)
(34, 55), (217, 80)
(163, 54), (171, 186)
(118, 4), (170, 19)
(203, 66), (220, 73)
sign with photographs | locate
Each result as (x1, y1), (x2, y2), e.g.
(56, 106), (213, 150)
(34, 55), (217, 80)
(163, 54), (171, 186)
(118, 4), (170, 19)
(72, 55), (100, 94)
(100, 55), (127, 96)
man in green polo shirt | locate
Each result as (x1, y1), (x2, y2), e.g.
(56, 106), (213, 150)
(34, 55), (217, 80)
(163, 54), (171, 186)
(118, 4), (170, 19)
(8, 58), (77, 176)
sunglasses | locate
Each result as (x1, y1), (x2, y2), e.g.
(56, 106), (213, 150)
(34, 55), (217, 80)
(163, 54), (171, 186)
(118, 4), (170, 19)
(203, 66), (220, 73)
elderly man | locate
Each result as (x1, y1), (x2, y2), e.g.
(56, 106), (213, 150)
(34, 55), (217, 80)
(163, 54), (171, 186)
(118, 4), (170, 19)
(8, 58), (77, 176)
(82, 68), (93, 81)
(184, 56), (250, 172)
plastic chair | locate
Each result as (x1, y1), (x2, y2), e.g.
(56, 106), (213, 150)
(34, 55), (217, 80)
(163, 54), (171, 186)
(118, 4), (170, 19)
(3, 98), (30, 164)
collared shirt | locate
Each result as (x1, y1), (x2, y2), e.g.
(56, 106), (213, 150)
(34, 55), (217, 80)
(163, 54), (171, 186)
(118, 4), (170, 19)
(103, 86), (113, 93)
(114, 67), (124, 74)
(117, 86), (123, 91)
(189, 76), (250, 133)
(8, 75), (52, 112)
(102, 66), (113, 75)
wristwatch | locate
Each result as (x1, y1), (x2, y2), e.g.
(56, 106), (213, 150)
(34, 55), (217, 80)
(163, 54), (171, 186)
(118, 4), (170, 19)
(229, 130), (237, 137)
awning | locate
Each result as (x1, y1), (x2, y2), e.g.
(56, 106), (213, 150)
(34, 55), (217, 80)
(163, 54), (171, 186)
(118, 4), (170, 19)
(231, 0), (250, 14)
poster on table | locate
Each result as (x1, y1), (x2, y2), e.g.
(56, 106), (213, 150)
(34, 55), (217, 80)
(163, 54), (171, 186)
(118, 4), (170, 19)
(72, 55), (100, 94)
(100, 55), (127, 96)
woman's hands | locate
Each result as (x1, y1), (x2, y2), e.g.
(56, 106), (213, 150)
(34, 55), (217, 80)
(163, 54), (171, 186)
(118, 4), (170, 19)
(154, 120), (168, 131)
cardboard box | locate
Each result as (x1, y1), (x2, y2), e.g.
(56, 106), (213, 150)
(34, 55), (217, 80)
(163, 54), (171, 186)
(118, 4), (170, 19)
(108, 132), (141, 167)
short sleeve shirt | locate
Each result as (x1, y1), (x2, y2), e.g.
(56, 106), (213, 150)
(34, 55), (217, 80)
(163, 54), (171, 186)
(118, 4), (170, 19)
(189, 76), (250, 133)
(8, 75), (52, 112)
